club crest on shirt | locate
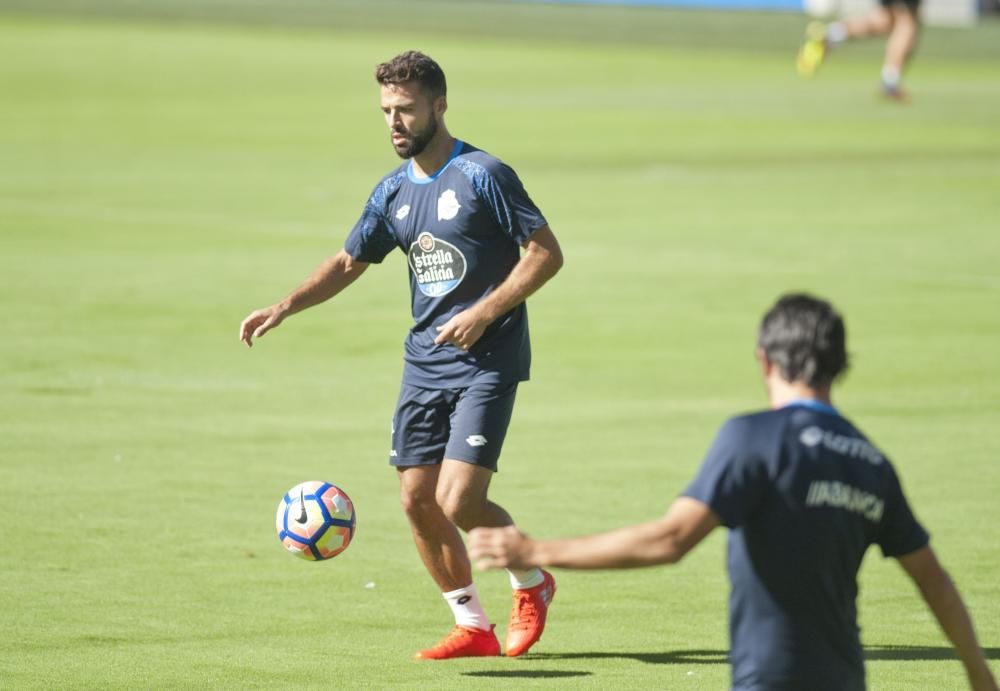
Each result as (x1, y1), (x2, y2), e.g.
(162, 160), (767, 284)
(408, 232), (467, 298)
(437, 189), (461, 221)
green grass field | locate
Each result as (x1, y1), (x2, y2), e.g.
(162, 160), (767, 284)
(1, 1), (998, 688)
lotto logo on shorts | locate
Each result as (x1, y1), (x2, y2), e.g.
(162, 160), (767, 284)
(466, 435), (488, 447)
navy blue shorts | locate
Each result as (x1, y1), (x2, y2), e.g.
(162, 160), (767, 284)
(389, 382), (518, 472)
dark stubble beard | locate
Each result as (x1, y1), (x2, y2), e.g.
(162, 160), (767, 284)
(392, 115), (438, 160)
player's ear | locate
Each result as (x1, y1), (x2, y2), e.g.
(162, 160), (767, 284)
(434, 95), (447, 117)
(755, 347), (772, 377)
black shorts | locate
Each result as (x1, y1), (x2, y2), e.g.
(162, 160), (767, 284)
(880, 0), (919, 10)
(389, 381), (518, 472)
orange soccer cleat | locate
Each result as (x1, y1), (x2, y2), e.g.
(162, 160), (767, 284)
(505, 570), (557, 657)
(412, 624), (501, 660)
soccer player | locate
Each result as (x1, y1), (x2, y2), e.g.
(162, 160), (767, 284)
(239, 51), (563, 660)
(796, 0), (921, 100)
(469, 294), (998, 690)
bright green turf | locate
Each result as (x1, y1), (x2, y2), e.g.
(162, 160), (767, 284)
(1, 2), (998, 688)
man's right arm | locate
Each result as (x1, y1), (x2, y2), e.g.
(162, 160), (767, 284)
(897, 546), (998, 691)
(468, 497), (720, 571)
(239, 249), (369, 347)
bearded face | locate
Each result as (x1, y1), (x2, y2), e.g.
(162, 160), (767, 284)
(381, 82), (444, 160)
(390, 111), (438, 159)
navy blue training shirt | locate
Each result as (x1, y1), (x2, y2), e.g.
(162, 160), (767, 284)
(684, 400), (929, 691)
(344, 140), (548, 389)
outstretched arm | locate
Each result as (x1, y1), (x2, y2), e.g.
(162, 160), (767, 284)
(434, 225), (563, 351)
(468, 497), (719, 571)
(897, 546), (998, 691)
(239, 249), (370, 347)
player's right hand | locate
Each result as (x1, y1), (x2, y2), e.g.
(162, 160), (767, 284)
(468, 526), (534, 572)
(239, 305), (287, 347)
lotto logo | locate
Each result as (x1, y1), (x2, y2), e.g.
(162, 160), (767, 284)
(466, 435), (488, 447)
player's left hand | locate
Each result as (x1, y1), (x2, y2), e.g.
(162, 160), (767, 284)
(434, 308), (488, 351)
(468, 526), (534, 571)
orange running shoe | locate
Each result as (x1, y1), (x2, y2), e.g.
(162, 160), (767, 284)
(505, 570), (556, 657)
(412, 624), (501, 660)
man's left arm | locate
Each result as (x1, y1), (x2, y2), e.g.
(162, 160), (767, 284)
(897, 546), (998, 691)
(434, 225), (563, 350)
(468, 497), (720, 571)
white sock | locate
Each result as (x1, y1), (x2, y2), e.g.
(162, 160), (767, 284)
(881, 65), (901, 90)
(442, 584), (490, 631)
(827, 22), (848, 45)
(507, 567), (544, 590)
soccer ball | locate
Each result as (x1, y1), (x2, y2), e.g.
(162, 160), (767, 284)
(276, 481), (356, 561)
(804, 0), (838, 18)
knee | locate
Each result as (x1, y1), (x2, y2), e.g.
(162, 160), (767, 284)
(435, 486), (481, 531)
(871, 14), (893, 34)
(896, 11), (918, 33)
(399, 483), (438, 521)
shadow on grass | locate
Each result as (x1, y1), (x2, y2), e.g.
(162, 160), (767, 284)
(865, 645), (1000, 661)
(525, 650), (728, 665)
(462, 670), (592, 679)
(520, 646), (1000, 666)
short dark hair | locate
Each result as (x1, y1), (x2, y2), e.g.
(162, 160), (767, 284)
(375, 51), (447, 99)
(757, 293), (849, 387)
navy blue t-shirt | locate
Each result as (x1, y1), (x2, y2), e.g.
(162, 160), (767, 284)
(344, 140), (548, 389)
(684, 401), (929, 691)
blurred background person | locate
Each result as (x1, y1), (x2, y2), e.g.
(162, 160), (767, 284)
(796, 0), (921, 100)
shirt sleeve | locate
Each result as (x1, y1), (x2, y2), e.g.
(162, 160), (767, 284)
(343, 182), (399, 264)
(682, 417), (770, 528)
(477, 162), (548, 246)
(877, 464), (930, 557)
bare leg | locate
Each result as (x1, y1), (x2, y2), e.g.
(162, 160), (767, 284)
(398, 464), (469, 591)
(884, 4), (919, 74)
(398, 460), (513, 592)
(435, 459), (513, 532)
(800, 6), (892, 76)
(842, 6), (893, 39)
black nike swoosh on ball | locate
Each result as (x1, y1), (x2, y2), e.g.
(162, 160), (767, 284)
(294, 487), (308, 525)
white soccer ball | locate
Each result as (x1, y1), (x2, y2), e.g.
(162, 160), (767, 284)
(804, 0), (838, 18)
(276, 481), (356, 561)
